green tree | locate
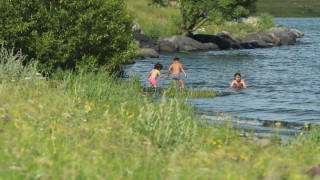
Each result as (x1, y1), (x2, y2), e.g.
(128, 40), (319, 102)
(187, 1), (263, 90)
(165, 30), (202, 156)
(0, 0), (137, 73)
(148, 0), (257, 35)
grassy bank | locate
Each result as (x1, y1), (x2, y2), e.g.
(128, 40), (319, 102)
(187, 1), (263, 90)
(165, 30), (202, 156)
(256, 0), (320, 17)
(1, 68), (320, 179)
(126, 0), (275, 39)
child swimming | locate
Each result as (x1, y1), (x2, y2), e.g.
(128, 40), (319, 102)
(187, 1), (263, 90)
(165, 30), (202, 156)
(230, 73), (247, 88)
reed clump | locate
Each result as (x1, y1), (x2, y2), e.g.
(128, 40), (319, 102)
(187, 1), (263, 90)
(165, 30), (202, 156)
(142, 86), (216, 98)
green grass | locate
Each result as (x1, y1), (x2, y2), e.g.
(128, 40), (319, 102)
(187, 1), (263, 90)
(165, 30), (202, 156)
(127, 0), (180, 40)
(126, 0), (275, 39)
(256, 0), (320, 17)
(142, 86), (216, 98)
(1, 69), (320, 179)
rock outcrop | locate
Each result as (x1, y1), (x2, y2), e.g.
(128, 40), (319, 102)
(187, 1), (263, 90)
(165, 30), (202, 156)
(158, 35), (219, 53)
(133, 31), (159, 59)
(132, 22), (304, 59)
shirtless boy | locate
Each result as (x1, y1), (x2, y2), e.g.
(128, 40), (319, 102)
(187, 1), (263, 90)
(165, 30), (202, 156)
(166, 57), (187, 88)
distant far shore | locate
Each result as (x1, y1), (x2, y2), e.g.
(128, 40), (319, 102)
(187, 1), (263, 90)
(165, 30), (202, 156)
(256, 0), (320, 17)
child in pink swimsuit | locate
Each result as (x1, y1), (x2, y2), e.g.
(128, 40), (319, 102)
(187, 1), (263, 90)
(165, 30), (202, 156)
(230, 72), (247, 89)
(147, 63), (167, 87)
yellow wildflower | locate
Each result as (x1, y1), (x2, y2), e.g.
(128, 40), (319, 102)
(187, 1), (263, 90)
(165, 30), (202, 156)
(240, 154), (247, 160)
(85, 107), (91, 113)
(77, 97), (81, 103)
(14, 122), (19, 128)
(206, 139), (216, 144)
(192, 157), (198, 161)
(227, 173), (232, 180)
(128, 113), (135, 119)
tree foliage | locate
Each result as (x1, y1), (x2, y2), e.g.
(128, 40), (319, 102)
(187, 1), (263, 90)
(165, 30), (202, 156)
(0, 0), (137, 73)
(148, 0), (257, 35)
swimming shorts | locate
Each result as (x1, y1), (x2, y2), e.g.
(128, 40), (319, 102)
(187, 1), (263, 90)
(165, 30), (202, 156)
(172, 73), (181, 80)
(148, 77), (157, 86)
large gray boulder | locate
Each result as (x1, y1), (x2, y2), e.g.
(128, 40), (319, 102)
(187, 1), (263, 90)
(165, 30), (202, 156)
(133, 32), (159, 52)
(158, 40), (178, 53)
(289, 29), (304, 38)
(242, 32), (275, 44)
(188, 34), (230, 50)
(136, 48), (159, 59)
(216, 32), (241, 49)
(159, 35), (219, 53)
(241, 32), (273, 48)
(266, 26), (296, 45)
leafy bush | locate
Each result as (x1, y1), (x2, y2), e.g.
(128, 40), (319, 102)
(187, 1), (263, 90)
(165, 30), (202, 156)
(0, 42), (37, 78)
(0, 0), (137, 73)
(256, 13), (276, 32)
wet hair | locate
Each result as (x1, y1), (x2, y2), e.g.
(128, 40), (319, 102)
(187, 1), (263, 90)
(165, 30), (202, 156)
(154, 63), (163, 70)
(234, 72), (241, 77)
(174, 57), (180, 61)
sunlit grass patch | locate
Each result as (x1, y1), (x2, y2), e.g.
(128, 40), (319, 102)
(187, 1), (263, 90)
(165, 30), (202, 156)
(142, 87), (216, 98)
(165, 88), (216, 98)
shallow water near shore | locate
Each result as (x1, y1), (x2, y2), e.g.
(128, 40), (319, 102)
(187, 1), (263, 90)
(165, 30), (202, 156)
(124, 18), (320, 137)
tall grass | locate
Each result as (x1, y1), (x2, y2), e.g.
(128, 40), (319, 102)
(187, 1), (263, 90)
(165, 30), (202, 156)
(127, 0), (180, 40)
(1, 46), (320, 179)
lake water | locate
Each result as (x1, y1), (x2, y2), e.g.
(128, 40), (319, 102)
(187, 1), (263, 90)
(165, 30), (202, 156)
(124, 18), (320, 136)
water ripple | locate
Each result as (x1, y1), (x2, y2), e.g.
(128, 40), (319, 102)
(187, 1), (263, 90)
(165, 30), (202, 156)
(124, 18), (320, 135)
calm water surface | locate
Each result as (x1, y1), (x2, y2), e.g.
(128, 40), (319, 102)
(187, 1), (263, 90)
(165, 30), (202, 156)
(124, 18), (320, 136)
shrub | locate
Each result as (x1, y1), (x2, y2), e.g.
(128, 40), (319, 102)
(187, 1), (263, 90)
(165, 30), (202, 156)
(0, 42), (37, 79)
(256, 13), (276, 32)
(0, 0), (137, 73)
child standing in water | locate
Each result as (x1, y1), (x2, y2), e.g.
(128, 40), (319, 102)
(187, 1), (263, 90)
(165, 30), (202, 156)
(230, 72), (247, 88)
(166, 57), (188, 88)
(147, 63), (167, 88)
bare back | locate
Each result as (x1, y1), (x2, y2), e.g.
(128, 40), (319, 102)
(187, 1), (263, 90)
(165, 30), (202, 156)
(167, 61), (187, 77)
(169, 62), (182, 74)
(148, 69), (160, 78)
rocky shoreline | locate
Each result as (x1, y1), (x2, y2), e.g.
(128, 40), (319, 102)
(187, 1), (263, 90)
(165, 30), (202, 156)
(134, 25), (304, 59)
